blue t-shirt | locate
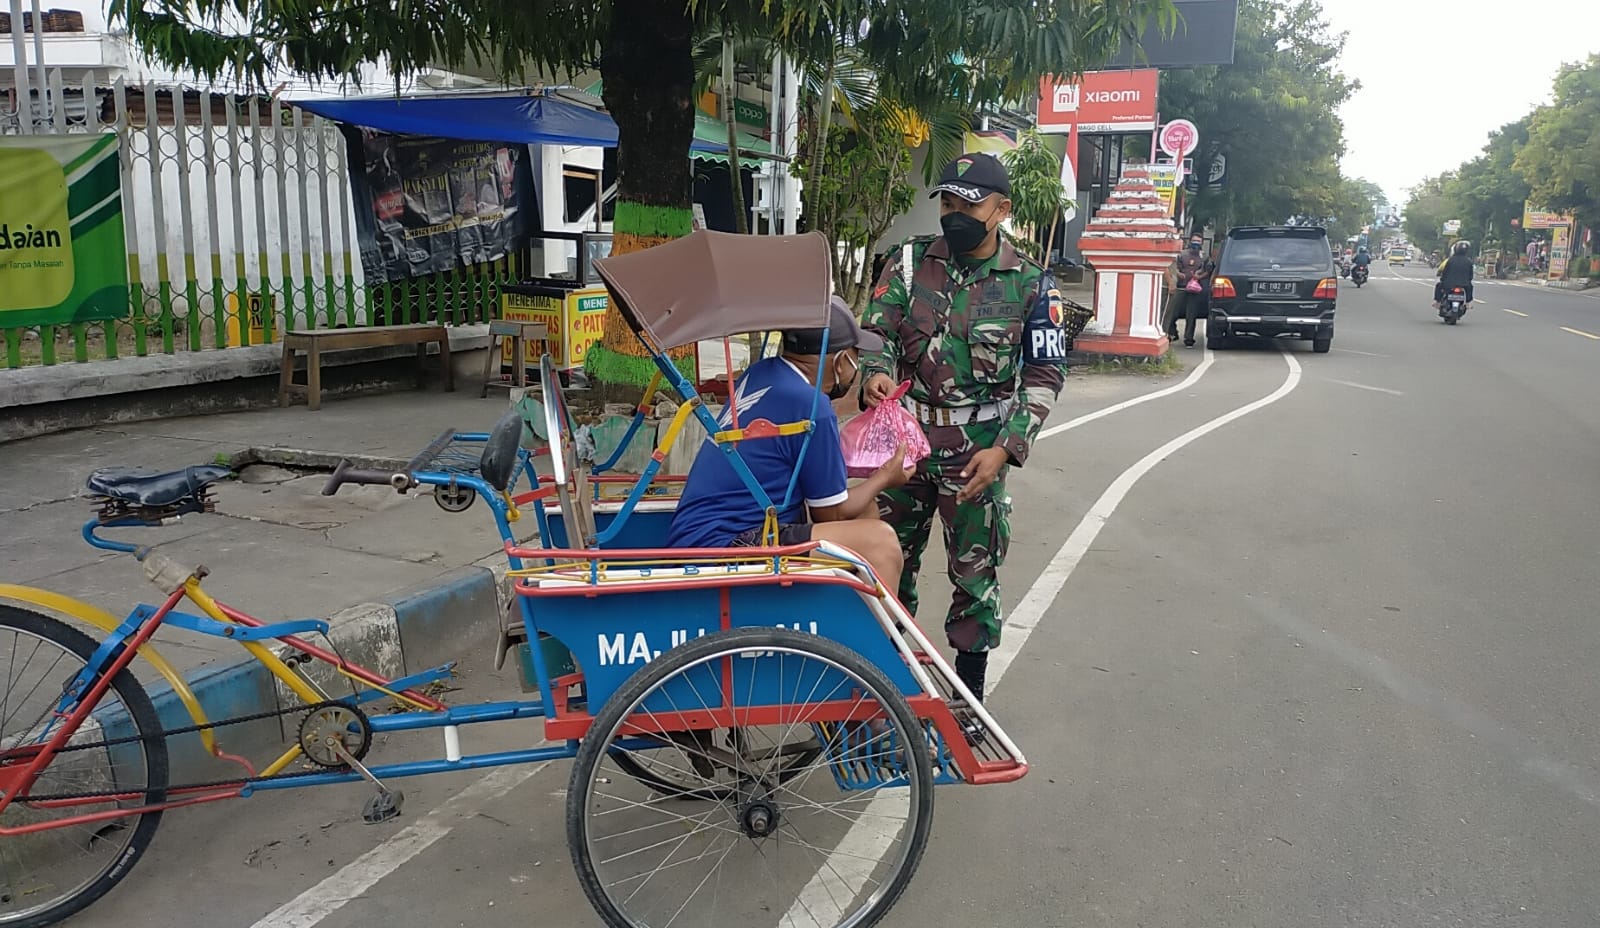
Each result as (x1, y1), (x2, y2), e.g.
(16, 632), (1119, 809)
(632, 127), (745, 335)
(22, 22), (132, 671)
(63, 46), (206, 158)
(667, 358), (848, 549)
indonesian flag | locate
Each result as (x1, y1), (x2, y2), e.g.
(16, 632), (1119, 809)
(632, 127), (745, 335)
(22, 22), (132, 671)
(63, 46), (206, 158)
(1059, 122), (1079, 224)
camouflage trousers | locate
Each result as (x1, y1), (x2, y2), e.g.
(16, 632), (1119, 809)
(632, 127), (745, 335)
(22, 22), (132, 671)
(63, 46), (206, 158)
(877, 420), (1012, 653)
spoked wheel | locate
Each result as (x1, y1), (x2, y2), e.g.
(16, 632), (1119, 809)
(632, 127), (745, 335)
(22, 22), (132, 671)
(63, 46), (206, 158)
(568, 627), (934, 928)
(0, 606), (168, 927)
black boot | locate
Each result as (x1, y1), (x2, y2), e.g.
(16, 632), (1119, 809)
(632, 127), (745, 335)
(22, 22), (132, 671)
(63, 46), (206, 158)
(954, 651), (989, 744)
(954, 651), (988, 704)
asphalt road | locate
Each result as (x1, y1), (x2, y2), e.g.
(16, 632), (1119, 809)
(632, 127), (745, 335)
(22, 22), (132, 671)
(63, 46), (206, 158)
(55, 267), (1600, 928)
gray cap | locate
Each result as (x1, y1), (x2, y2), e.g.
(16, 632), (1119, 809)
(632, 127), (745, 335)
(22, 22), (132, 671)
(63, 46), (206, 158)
(781, 296), (884, 355)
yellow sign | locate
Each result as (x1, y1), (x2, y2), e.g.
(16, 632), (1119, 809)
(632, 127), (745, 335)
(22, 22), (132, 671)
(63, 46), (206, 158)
(501, 285), (610, 371)
(1523, 203), (1571, 230)
(1147, 163), (1180, 216)
(224, 291), (274, 346)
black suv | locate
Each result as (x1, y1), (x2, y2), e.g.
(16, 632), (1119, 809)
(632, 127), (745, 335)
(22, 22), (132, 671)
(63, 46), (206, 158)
(1207, 226), (1338, 353)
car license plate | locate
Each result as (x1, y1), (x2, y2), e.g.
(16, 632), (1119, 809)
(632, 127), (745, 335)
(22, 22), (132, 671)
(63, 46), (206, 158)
(1253, 281), (1295, 295)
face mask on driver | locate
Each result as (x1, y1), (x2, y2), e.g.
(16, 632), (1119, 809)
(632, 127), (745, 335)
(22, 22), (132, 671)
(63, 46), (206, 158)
(941, 211), (994, 255)
(826, 354), (858, 401)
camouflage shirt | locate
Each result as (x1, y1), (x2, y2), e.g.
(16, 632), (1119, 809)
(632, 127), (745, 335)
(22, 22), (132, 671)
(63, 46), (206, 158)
(861, 235), (1068, 467)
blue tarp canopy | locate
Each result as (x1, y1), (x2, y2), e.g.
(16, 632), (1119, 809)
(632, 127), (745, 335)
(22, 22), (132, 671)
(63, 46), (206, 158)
(295, 93), (728, 153)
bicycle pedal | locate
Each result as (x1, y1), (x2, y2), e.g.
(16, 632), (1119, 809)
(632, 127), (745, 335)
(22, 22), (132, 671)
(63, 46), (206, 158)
(362, 789), (404, 824)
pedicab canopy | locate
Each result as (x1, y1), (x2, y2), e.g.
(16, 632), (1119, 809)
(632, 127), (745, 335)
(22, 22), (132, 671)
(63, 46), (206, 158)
(592, 230), (834, 352)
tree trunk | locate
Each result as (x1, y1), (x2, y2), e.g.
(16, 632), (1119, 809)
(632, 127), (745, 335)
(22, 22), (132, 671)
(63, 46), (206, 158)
(589, 2), (697, 389)
(721, 31), (749, 235)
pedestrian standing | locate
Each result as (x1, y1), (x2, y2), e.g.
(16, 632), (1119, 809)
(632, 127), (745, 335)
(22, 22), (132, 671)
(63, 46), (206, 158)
(1167, 232), (1214, 347)
(859, 152), (1070, 706)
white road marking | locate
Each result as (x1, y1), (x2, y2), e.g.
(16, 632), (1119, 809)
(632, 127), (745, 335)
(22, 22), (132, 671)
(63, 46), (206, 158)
(1042, 348), (1216, 439)
(1560, 326), (1600, 341)
(781, 352), (1306, 927)
(1330, 379), (1404, 397)
(1332, 347), (1387, 358)
(249, 764), (548, 928)
(1504, 309), (1529, 317)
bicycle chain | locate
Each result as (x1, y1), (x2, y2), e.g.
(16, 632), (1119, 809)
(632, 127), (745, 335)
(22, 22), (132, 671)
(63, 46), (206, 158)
(12, 698), (355, 803)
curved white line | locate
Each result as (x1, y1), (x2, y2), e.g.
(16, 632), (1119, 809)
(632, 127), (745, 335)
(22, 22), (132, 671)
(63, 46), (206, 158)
(992, 351), (1302, 681)
(1041, 347), (1215, 440)
(780, 352), (1303, 927)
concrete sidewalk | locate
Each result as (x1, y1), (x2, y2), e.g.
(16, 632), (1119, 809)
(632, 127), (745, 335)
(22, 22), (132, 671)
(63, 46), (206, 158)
(1, 389), (548, 776)
(0, 338), (761, 779)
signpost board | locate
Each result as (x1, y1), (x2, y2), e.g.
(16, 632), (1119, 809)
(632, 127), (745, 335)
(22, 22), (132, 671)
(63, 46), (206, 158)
(1037, 70), (1160, 135)
(1148, 163), (1180, 216)
(1159, 119), (1200, 160)
(0, 135), (129, 327)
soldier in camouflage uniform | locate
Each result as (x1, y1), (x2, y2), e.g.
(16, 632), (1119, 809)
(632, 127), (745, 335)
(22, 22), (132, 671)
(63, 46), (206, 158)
(860, 152), (1070, 703)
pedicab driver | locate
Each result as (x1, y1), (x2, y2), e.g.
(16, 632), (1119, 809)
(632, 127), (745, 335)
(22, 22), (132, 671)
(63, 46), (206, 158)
(860, 152), (1070, 704)
(667, 297), (914, 594)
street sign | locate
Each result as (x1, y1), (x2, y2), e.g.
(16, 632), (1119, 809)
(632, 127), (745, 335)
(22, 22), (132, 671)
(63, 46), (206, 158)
(1443, 219), (1461, 235)
(1159, 119), (1199, 159)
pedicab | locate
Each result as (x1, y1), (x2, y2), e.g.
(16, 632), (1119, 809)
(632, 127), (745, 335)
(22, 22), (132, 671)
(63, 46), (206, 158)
(0, 230), (1027, 928)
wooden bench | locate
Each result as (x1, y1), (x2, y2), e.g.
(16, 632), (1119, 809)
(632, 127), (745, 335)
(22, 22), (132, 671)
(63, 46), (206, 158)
(278, 324), (453, 411)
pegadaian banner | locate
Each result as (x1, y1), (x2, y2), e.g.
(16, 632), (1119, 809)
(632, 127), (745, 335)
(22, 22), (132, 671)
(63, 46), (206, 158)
(0, 133), (129, 327)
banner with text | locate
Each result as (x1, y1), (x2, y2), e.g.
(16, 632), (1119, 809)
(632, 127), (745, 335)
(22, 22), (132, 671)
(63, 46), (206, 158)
(1148, 163), (1180, 216)
(1036, 70), (1160, 135)
(0, 134), (129, 327)
(1523, 203), (1571, 230)
(348, 130), (531, 285)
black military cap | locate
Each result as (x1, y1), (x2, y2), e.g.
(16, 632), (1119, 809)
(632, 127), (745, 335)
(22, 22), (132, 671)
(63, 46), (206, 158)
(930, 152), (1011, 203)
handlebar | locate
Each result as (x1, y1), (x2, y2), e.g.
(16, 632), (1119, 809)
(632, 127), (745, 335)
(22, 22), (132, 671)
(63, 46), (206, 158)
(321, 459), (415, 496)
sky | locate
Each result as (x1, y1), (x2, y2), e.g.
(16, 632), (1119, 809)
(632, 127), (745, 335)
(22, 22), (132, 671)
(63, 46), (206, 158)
(1320, 0), (1598, 209)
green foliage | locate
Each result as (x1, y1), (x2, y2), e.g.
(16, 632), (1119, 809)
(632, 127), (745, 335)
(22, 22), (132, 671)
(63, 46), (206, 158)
(793, 102), (916, 309)
(1003, 129), (1072, 256)
(1409, 55), (1597, 255)
(1156, 0), (1359, 229)
(1516, 54), (1600, 228)
(1403, 173), (1455, 256)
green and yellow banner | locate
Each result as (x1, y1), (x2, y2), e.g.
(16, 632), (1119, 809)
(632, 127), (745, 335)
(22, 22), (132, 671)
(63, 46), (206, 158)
(0, 134), (128, 327)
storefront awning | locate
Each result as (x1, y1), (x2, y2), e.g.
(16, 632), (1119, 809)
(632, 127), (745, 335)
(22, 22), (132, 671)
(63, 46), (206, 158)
(294, 92), (730, 154)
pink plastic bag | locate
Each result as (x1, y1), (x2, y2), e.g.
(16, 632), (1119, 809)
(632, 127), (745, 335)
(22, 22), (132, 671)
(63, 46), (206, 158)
(840, 381), (931, 478)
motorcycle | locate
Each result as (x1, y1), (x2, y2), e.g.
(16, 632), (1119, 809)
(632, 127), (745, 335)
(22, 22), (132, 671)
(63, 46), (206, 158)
(1439, 286), (1468, 324)
(1350, 264), (1369, 287)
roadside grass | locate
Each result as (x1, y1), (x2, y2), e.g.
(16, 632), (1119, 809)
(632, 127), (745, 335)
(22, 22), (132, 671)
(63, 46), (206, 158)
(1075, 347), (1185, 376)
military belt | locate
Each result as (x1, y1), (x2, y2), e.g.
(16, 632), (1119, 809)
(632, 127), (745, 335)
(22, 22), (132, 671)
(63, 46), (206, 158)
(904, 398), (1003, 427)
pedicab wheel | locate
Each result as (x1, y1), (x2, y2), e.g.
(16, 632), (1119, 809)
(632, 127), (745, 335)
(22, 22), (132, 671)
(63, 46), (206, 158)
(0, 606), (169, 928)
(568, 627), (934, 928)
(432, 483), (476, 513)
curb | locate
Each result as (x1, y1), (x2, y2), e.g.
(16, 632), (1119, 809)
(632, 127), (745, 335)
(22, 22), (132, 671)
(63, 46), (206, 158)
(142, 561), (508, 785)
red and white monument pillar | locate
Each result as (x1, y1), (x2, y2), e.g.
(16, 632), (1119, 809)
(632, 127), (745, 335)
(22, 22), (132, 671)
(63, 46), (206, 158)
(1074, 167), (1183, 358)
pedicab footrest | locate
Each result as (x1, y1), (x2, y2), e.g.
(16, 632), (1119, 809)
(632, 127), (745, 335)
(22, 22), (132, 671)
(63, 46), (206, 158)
(914, 652), (1029, 786)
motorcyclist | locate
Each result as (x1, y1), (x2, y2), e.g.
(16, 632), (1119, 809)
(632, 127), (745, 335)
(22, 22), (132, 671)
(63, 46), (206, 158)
(1350, 246), (1372, 281)
(1434, 240), (1474, 307)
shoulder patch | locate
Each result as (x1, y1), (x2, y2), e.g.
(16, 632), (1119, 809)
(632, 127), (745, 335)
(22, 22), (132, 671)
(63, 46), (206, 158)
(1024, 276), (1069, 365)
